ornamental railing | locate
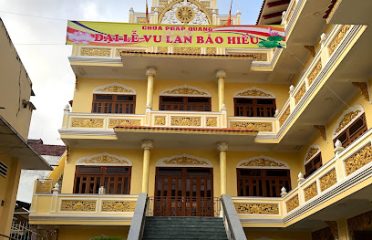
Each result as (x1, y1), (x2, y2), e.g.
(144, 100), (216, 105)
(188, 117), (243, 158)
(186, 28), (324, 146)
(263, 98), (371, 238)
(233, 129), (372, 224)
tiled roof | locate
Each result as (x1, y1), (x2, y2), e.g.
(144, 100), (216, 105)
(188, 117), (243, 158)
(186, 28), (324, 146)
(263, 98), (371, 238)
(27, 139), (66, 156)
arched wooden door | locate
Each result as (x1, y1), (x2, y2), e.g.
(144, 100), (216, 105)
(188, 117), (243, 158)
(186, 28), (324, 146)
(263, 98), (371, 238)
(153, 167), (214, 216)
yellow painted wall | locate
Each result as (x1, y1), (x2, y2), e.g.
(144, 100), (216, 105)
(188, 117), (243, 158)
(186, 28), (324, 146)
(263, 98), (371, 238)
(72, 78), (291, 115)
(0, 20), (34, 139)
(245, 229), (311, 240)
(299, 92), (372, 172)
(58, 226), (129, 240)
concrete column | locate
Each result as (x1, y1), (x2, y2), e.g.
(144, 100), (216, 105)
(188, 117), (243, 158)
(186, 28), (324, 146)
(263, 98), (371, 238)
(337, 219), (352, 240)
(216, 70), (226, 112)
(146, 68), (157, 111)
(217, 142), (228, 195)
(141, 140), (154, 193)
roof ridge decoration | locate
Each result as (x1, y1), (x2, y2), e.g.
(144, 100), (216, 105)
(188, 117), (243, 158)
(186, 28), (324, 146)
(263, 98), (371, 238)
(237, 156), (289, 169)
(333, 105), (364, 136)
(77, 153), (132, 166)
(235, 88), (275, 98)
(161, 85), (210, 96)
(157, 154), (212, 167)
(159, 0), (211, 25)
(93, 83), (136, 95)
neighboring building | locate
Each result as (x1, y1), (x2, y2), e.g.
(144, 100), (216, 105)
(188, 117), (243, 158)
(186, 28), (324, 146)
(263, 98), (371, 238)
(29, 1), (372, 240)
(16, 139), (66, 203)
(0, 19), (50, 238)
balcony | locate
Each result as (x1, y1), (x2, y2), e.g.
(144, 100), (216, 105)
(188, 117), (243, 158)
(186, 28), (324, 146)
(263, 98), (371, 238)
(29, 184), (138, 226)
(233, 129), (372, 227)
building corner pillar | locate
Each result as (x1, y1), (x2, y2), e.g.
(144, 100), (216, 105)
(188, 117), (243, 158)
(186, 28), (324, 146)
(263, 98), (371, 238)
(217, 142), (228, 195)
(146, 68), (157, 112)
(216, 70), (226, 112)
(141, 140), (154, 193)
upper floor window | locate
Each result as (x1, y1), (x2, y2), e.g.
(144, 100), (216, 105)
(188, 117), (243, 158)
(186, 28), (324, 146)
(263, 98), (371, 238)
(92, 94), (136, 114)
(74, 165), (131, 194)
(334, 107), (367, 148)
(304, 149), (322, 178)
(159, 96), (211, 112)
(234, 98), (276, 117)
(234, 88), (276, 117)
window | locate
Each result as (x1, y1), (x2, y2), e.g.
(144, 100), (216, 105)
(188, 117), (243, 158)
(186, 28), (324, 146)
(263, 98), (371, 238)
(305, 153), (322, 178)
(234, 98), (276, 117)
(334, 114), (367, 148)
(74, 166), (131, 194)
(237, 169), (291, 197)
(92, 94), (136, 114)
(159, 96), (211, 112)
(0, 161), (7, 177)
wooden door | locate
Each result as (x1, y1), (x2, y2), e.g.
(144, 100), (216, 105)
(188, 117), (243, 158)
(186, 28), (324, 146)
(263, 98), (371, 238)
(154, 167), (214, 216)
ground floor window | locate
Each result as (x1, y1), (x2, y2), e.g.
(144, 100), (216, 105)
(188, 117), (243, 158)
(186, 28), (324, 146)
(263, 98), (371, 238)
(237, 168), (291, 197)
(74, 165), (131, 194)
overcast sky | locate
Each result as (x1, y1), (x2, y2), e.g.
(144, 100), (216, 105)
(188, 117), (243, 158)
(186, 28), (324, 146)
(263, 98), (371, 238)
(0, 0), (263, 145)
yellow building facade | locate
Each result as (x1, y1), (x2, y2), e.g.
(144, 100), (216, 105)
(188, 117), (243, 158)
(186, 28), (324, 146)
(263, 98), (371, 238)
(30, 0), (372, 239)
(0, 19), (50, 238)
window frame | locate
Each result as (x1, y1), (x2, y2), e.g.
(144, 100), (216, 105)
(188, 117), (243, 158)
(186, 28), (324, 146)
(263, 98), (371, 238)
(304, 152), (322, 178)
(233, 97), (276, 117)
(159, 96), (212, 112)
(334, 113), (367, 148)
(92, 94), (136, 114)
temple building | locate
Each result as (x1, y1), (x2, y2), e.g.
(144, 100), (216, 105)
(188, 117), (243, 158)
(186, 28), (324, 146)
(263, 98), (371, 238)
(29, 0), (372, 239)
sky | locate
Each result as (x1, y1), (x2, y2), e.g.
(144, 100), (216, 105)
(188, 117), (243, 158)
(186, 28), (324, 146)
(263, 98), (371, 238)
(0, 0), (263, 145)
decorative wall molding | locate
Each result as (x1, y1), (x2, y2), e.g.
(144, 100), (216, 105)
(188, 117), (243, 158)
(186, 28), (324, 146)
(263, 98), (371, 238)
(237, 156), (289, 169)
(108, 119), (141, 128)
(234, 202), (279, 215)
(160, 86), (210, 97)
(319, 169), (337, 192)
(286, 194), (299, 213)
(60, 200), (96, 212)
(304, 182), (318, 201)
(93, 83), (136, 95)
(344, 143), (372, 176)
(77, 153), (132, 166)
(157, 154), (212, 167)
(235, 88), (275, 98)
(230, 121), (273, 132)
(333, 105), (364, 136)
(101, 200), (136, 212)
(71, 118), (104, 128)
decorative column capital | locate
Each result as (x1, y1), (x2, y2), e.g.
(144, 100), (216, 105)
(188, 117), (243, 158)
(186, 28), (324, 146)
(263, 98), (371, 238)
(216, 70), (226, 79)
(217, 142), (228, 152)
(141, 140), (154, 150)
(146, 67), (157, 77)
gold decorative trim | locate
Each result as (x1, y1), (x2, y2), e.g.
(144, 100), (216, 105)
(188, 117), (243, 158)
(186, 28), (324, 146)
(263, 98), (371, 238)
(77, 153), (131, 165)
(328, 25), (351, 55)
(108, 119), (141, 128)
(174, 47), (201, 54)
(159, 154), (211, 167)
(294, 84), (306, 104)
(345, 144), (372, 176)
(335, 110), (361, 134)
(80, 47), (111, 57)
(206, 47), (216, 55)
(171, 116), (201, 126)
(304, 182), (318, 201)
(234, 203), (279, 215)
(71, 118), (104, 128)
(154, 116), (166, 126)
(286, 195), (299, 213)
(94, 84), (135, 94)
(308, 60), (322, 85)
(320, 169), (337, 192)
(116, 48), (146, 56)
(206, 117), (217, 127)
(279, 106), (290, 126)
(157, 47), (169, 53)
(230, 121), (272, 131)
(60, 200), (96, 212)
(101, 200), (136, 212)
(162, 86), (209, 96)
(238, 157), (288, 169)
(236, 89), (273, 98)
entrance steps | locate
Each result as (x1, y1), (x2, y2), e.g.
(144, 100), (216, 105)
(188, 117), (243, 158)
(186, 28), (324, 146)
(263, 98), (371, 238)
(142, 216), (228, 240)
